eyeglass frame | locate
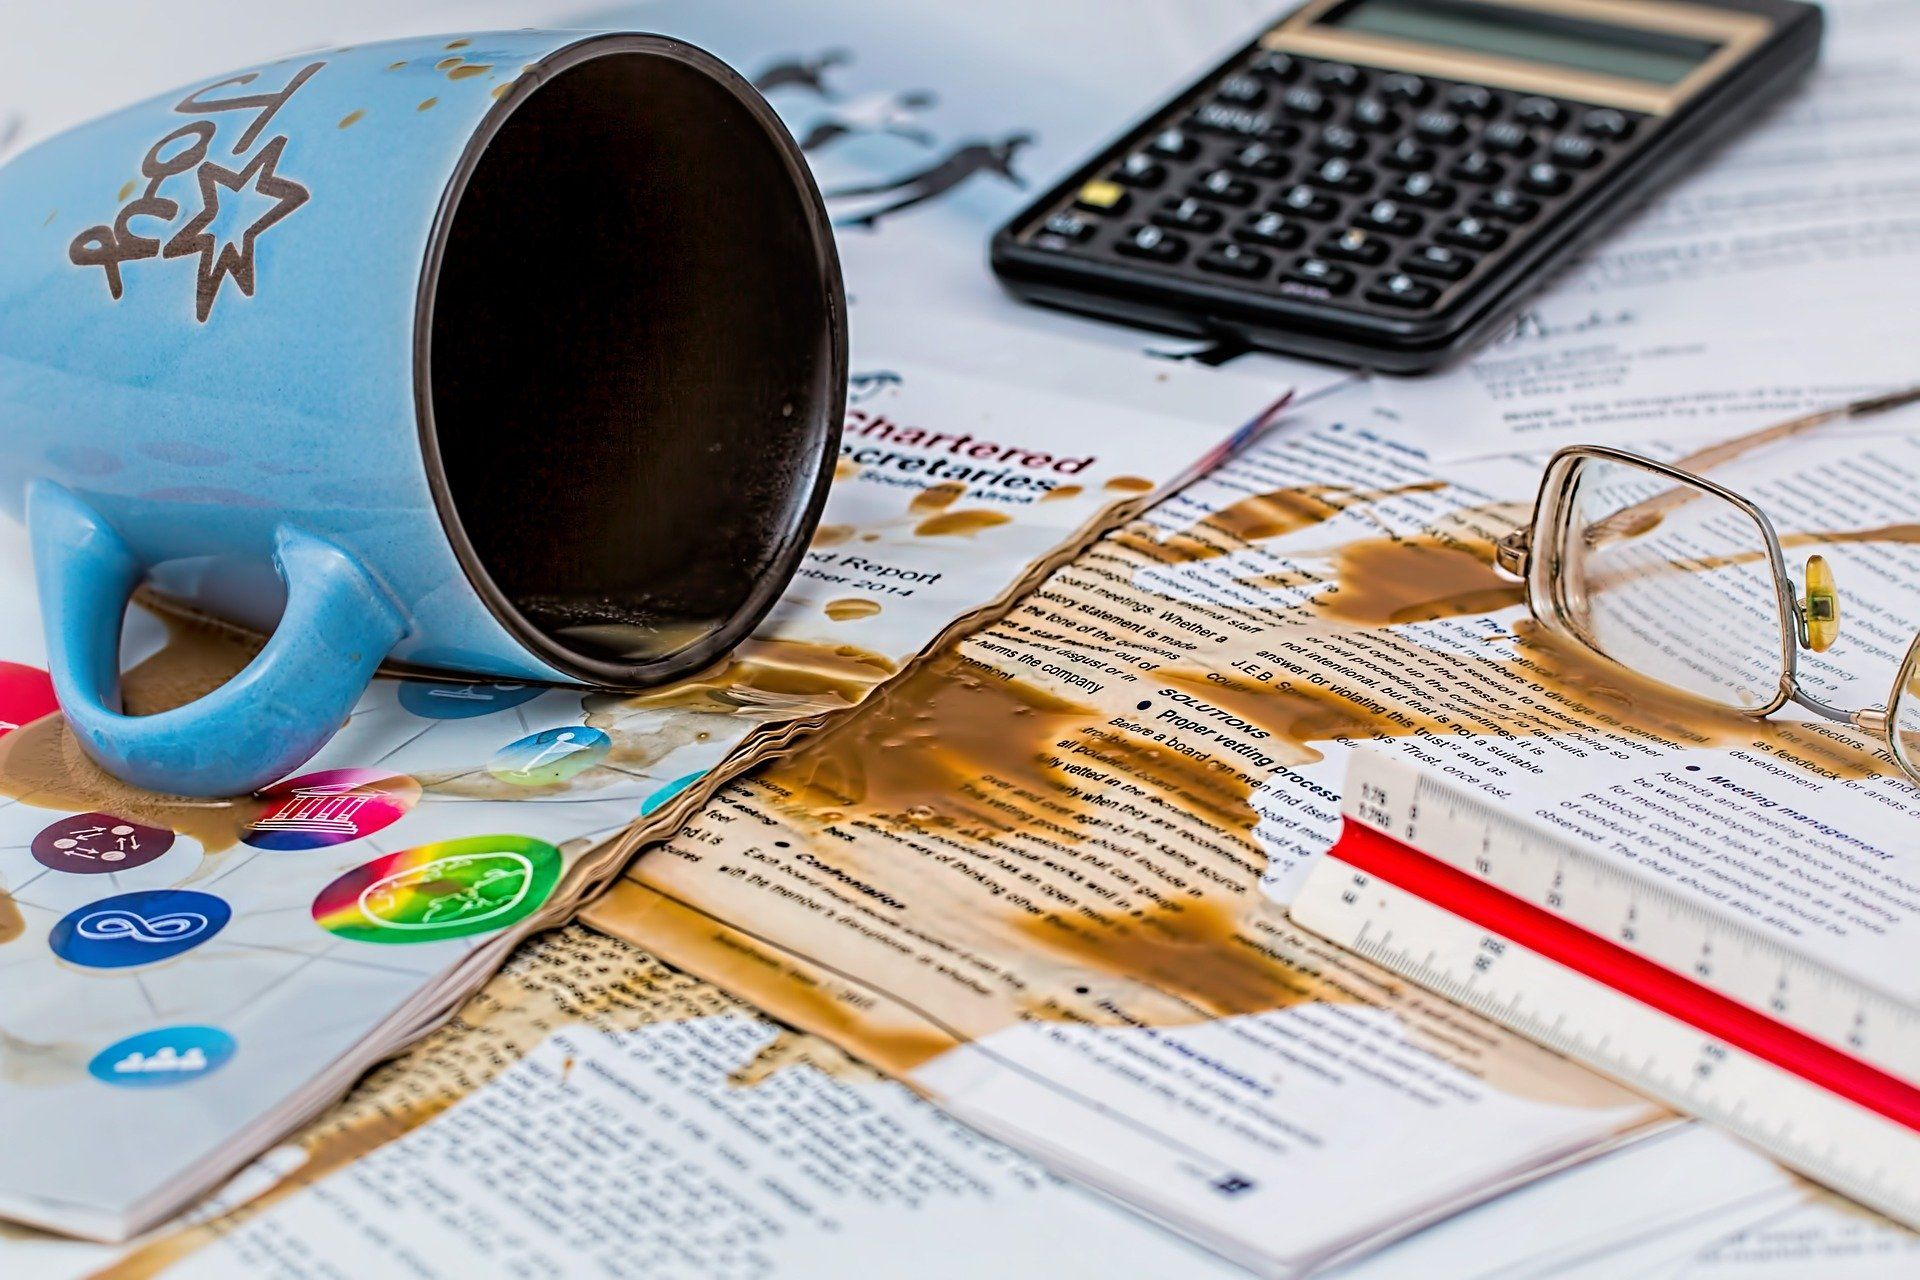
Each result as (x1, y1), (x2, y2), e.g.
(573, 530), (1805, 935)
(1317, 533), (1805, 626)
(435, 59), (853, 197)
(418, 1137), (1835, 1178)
(1493, 443), (1914, 775)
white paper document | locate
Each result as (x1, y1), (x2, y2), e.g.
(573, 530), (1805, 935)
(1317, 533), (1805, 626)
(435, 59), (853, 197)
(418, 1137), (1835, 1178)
(1377, 0), (1920, 461)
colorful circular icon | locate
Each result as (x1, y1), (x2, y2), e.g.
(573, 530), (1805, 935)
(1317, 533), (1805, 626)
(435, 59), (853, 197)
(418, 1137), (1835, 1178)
(50, 889), (231, 969)
(311, 836), (562, 944)
(487, 726), (611, 786)
(243, 768), (422, 851)
(89, 1025), (235, 1087)
(641, 770), (707, 818)
(0, 662), (57, 740)
(33, 812), (175, 874)
(398, 679), (542, 720)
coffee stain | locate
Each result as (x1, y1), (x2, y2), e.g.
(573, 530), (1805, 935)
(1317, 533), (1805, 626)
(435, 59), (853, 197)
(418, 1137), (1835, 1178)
(914, 509), (1013, 538)
(0, 613), (271, 849)
(435, 56), (463, 70)
(615, 638), (897, 717)
(116, 179), (137, 201)
(417, 97), (438, 112)
(835, 459), (860, 481)
(1042, 484), (1083, 502)
(1312, 535), (1526, 626)
(337, 109), (364, 129)
(445, 38), (471, 49)
(448, 64), (492, 81)
(491, 83), (513, 101)
(386, 60), (407, 71)
(908, 480), (966, 514)
(811, 523), (853, 548)
(1123, 481), (1447, 565)
(824, 597), (882, 622)
(0, 1027), (89, 1087)
(1019, 898), (1350, 1019)
(726, 1026), (876, 1089)
(0, 891), (20, 945)
(1104, 476), (1154, 494)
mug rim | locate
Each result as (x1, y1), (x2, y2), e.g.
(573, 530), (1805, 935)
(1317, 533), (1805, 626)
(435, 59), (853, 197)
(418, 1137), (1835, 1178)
(411, 31), (847, 689)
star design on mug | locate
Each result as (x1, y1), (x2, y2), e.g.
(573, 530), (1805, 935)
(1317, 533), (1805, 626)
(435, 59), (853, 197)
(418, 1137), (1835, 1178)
(163, 134), (310, 322)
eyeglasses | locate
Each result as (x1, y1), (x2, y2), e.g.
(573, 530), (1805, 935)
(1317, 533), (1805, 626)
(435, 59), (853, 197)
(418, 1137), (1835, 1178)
(1495, 387), (1920, 786)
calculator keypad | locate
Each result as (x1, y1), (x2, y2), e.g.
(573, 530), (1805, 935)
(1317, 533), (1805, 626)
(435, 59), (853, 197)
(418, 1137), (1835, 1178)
(1021, 48), (1650, 323)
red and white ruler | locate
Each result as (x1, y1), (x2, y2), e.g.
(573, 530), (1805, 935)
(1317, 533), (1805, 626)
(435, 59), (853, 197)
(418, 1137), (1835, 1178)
(1291, 751), (1920, 1230)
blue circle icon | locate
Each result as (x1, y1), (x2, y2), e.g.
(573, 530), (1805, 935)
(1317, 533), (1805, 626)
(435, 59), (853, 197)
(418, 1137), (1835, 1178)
(398, 679), (541, 720)
(89, 1026), (235, 1087)
(641, 770), (707, 818)
(488, 726), (612, 786)
(50, 889), (231, 969)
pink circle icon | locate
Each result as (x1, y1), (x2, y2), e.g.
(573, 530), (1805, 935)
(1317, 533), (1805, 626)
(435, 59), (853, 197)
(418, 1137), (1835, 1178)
(243, 768), (422, 851)
(0, 662), (58, 740)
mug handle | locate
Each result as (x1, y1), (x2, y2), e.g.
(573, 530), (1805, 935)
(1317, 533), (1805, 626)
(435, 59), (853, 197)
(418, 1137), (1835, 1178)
(26, 480), (408, 797)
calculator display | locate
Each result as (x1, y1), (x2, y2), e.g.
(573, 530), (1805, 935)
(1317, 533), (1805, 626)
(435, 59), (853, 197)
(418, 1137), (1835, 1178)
(1322, 0), (1722, 86)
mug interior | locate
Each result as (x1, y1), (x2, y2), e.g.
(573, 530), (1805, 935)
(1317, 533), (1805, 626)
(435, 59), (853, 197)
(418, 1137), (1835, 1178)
(421, 35), (842, 687)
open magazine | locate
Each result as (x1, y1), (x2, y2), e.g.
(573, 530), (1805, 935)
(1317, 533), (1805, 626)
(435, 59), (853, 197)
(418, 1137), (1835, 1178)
(582, 387), (1920, 1275)
(0, 340), (1290, 1241)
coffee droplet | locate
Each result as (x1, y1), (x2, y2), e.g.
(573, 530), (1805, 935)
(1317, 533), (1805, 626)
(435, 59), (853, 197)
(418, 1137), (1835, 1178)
(811, 524), (854, 548)
(908, 481), (966, 515)
(448, 64), (493, 80)
(116, 180), (137, 201)
(1042, 485), (1083, 502)
(835, 459), (860, 481)
(445, 38), (471, 49)
(490, 83), (512, 100)
(436, 56), (463, 70)
(825, 598), (882, 622)
(914, 510), (1012, 538)
(418, 97), (438, 112)
(338, 110), (365, 129)
(1104, 476), (1154, 494)
(387, 60), (407, 71)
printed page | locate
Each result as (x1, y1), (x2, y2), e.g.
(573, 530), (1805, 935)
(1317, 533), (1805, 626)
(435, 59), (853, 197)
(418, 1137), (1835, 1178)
(0, 346), (1274, 1239)
(6, 923), (1239, 1280)
(1374, 0), (1920, 460)
(585, 392), (1702, 1275)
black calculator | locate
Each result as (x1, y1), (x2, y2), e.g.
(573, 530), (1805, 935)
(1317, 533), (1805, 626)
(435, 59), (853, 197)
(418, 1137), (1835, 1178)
(991, 0), (1824, 372)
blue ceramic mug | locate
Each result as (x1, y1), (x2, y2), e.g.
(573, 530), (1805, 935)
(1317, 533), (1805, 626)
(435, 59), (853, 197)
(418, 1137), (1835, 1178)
(0, 31), (846, 797)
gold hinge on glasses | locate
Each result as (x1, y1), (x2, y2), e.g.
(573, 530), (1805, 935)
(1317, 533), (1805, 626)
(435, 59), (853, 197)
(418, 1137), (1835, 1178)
(1495, 528), (1531, 577)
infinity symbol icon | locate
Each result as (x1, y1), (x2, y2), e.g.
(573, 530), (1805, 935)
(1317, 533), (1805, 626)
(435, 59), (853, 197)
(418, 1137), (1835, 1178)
(75, 908), (211, 944)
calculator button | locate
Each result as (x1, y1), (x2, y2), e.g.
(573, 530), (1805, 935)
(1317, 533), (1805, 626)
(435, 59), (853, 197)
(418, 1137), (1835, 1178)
(1414, 110), (1467, 146)
(1282, 85), (1333, 120)
(1188, 103), (1277, 139)
(1249, 50), (1299, 82)
(1514, 96), (1566, 128)
(1448, 151), (1506, 185)
(1356, 199), (1423, 237)
(1389, 172), (1455, 209)
(1402, 243), (1474, 281)
(1582, 108), (1635, 141)
(1234, 210), (1305, 249)
(1191, 170), (1257, 205)
(1470, 189), (1539, 223)
(1367, 273), (1440, 309)
(1115, 224), (1186, 263)
(1310, 63), (1366, 92)
(1112, 154), (1166, 188)
(1309, 158), (1374, 194)
(1382, 139), (1437, 172)
(1378, 73), (1430, 104)
(1444, 84), (1500, 116)
(1036, 212), (1095, 247)
(1482, 121), (1535, 156)
(1198, 241), (1272, 278)
(1147, 128), (1199, 161)
(1229, 142), (1291, 178)
(1074, 180), (1131, 215)
(1549, 135), (1603, 169)
(1152, 196), (1222, 233)
(1320, 227), (1389, 265)
(1216, 75), (1269, 108)
(1519, 162), (1573, 196)
(1282, 257), (1356, 295)
(1313, 126), (1368, 159)
(1276, 184), (1340, 221)
(1437, 215), (1506, 252)
(1349, 97), (1403, 134)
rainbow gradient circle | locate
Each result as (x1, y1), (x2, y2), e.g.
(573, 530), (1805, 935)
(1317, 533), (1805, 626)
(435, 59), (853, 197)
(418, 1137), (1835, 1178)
(311, 836), (561, 944)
